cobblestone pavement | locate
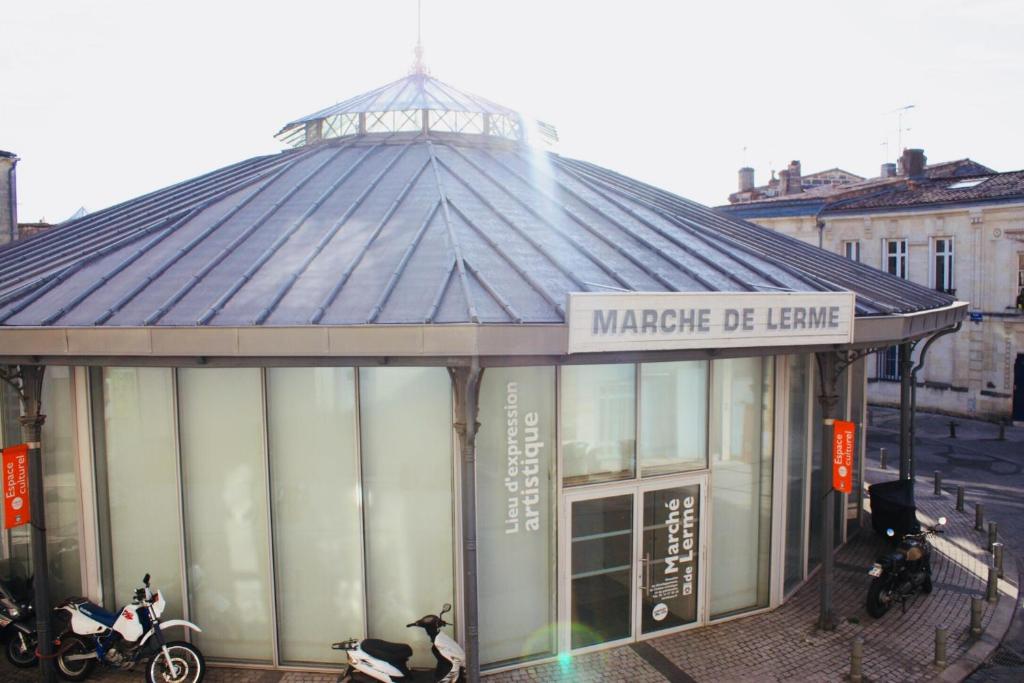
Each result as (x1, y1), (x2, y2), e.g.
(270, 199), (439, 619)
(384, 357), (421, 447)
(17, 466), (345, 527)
(865, 408), (1024, 683)
(0, 409), (1018, 683)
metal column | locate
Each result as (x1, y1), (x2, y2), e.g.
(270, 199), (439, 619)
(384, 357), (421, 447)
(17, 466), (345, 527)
(450, 361), (483, 682)
(17, 365), (57, 683)
(815, 352), (839, 631)
(898, 343), (914, 481)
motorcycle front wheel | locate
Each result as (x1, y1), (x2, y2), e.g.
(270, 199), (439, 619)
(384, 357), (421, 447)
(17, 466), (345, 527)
(146, 641), (205, 683)
(5, 631), (38, 667)
(55, 634), (96, 681)
(866, 577), (895, 618)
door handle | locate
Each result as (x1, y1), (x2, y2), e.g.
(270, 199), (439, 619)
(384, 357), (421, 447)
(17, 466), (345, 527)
(639, 553), (652, 594)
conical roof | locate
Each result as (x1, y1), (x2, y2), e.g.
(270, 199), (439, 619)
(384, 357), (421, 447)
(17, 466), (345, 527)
(0, 74), (958, 330)
(276, 72), (554, 148)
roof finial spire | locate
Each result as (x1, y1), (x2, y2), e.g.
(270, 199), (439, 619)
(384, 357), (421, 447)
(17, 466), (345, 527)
(411, 0), (427, 75)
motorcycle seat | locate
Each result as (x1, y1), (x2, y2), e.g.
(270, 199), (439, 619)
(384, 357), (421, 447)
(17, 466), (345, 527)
(75, 601), (119, 628)
(362, 638), (413, 667)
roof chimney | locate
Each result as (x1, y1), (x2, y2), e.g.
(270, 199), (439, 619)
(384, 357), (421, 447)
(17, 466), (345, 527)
(898, 148), (927, 178)
(880, 162), (897, 178)
(780, 160), (802, 195)
(0, 151), (17, 245)
(738, 167), (755, 192)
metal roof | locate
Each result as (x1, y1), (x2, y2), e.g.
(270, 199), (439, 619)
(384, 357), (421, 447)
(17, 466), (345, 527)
(0, 130), (956, 328)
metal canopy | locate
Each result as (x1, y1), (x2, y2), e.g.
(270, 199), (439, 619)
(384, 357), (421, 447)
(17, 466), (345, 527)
(0, 130), (958, 331)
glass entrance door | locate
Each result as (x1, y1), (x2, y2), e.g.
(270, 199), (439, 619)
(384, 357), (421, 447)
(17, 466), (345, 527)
(563, 476), (705, 652)
(568, 494), (634, 648)
(638, 481), (703, 637)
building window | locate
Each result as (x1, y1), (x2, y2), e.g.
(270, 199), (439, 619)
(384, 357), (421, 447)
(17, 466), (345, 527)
(843, 241), (861, 262)
(877, 346), (901, 381)
(561, 364), (636, 484)
(884, 239), (908, 278)
(933, 238), (954, 293)
(1017, 253), (1024, 308)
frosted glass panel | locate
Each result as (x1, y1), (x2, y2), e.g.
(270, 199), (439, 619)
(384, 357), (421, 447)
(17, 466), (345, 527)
(102, 368), (183, 618)
(561, 364), (635, 485)
(639, 361), (708, 475)
(784, 355), (810, 593)
(267, 368), (363, 665)
(360, 367), (453, 668)
(178, 368), (272, 662)
(708, 357), (774, 618)
(477, 367), (556, 666)
(41, 367), (82, 599)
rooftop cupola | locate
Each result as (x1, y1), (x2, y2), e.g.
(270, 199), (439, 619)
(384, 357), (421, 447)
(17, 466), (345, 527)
(276, 71), (557, 148)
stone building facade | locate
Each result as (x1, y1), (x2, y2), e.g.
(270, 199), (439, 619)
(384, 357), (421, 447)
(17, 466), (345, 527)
(721, 149), (1024, 421)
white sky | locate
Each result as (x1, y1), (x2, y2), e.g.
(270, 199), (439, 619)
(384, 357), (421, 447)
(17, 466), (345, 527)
(2, 0), (1022, 223)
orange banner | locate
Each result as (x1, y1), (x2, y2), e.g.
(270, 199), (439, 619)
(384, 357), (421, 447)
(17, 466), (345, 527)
(832, 420), (855, 493)
(3, 444), (30, 529)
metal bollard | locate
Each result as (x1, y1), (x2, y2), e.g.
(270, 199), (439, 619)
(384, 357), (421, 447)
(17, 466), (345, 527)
(934, 470), (942, 496)
(880, 447), (888, 470)
(850, 637), (864, 683)
(998, 422), (1006, 441)
(949, 421), (957, 438)
(987, 565), (999, 603)
(956, 486), (965, 512)
(934, 625), (948, 668)
(975, 503), (985, 531)
(970, 597), (983, 637)
(994, 542), (1005, 579)
(988, 521), (998, 552)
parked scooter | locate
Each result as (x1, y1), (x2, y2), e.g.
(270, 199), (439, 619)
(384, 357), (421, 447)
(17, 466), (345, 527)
(332, 603), (465, 682)
(54, 573), (205, 682)
(0, 559), (36, 668)
(866, 517), (946, 618)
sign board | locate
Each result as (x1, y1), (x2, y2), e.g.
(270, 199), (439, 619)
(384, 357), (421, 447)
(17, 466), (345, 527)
(832, 420), (855, 494)
(2, 444), (30, 529)
(567, 292), (856, 354)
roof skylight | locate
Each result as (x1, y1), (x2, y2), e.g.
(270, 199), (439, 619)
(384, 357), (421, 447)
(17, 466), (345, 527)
(947, 177), (990, 189)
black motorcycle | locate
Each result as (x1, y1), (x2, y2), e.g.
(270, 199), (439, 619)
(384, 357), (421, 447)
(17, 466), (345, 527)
(865, 516), (946, 618)
(0, 559), (36, 668)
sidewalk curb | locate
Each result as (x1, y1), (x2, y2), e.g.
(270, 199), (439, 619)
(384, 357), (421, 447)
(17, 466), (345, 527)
(932, 553), (1020, 682)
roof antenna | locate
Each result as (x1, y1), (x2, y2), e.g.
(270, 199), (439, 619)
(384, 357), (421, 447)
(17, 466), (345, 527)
(412, 0), (427, 75)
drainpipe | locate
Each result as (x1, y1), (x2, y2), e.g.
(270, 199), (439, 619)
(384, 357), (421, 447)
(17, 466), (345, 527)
(908, 323), (962, 479)
(449, 361), (483, 681)
(815, 351), (840, 631)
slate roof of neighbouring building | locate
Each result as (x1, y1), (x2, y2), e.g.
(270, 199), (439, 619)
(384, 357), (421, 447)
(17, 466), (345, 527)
(0, 76), (958, 327)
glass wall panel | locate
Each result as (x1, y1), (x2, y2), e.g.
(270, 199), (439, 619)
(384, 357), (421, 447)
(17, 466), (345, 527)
(639, 361), (708, 476)
(477, 367), (556, 667)
(360, 367), (453, 668)
(808, 367), (824, 571)
(783, 355), (810, 594)
(267, 368), (363, 666)
(708, 357), (774, 618)
(848, 358), (867, 536)
(561, 365), (635, 485)
(101, 368), (183, 618)
(41, 367), (82, 599)
(178, 368), (272, 662)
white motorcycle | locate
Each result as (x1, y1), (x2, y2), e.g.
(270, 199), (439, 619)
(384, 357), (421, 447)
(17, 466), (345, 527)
(54, 573), (204, 682)
(332, 603), (465, 682)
